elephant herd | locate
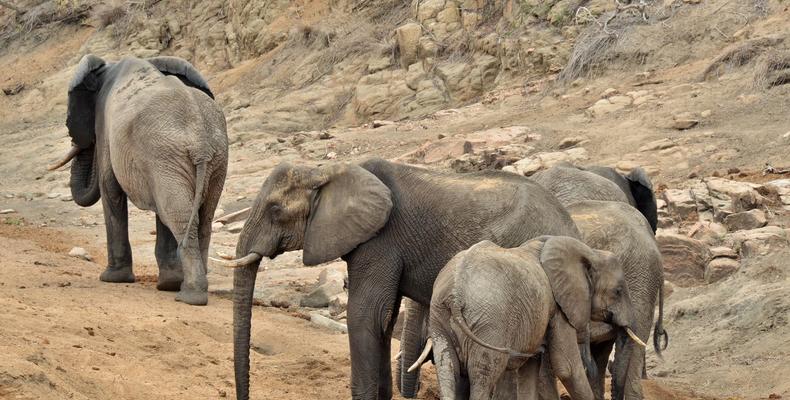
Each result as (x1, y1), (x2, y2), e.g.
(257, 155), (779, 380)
(49, 55), (667, 400)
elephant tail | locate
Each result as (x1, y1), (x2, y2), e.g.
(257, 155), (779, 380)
(451, 312), (540, 360)
(181, 161), (208, 249)
(652, 283), (669, 358)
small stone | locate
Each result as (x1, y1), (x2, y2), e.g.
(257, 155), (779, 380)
(558, 136), (588, 149)
(724, 209), (767, 231)
(47, 193), (61, 199)
(601, 88), (619, 98)
(501, 165), (519, 174)
(325, 151), (337, 159)
(671, 119), (699, 130)
(710, 246), (738, 259)
(225, 221), (245, 233)
(310, 313), (348, 333)
(68, 247), (92, 261)
(639, 138), (676, 152)
(700, 109), (713, 118)
(372, 120), (395, 128)
(783, 131), (790, 141)
(211, 222), (223, 233)
(328, 293), (348, 316)
(705, 258), (739, 283)
(0, 209), (16, 214)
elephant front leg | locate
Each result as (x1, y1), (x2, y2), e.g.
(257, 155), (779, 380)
(346, 262), (400, 400)
(154, 215), (183, 291)
(547, 314), (594, 400)
(99, 179), (134, 283)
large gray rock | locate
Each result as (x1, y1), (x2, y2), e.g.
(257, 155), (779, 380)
(300, 279), (344, 308)
(724, 209), (767, 232)
(656, 232), (711, 286)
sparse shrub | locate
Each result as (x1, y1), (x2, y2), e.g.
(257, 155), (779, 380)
(94, 1), (128, 29)
(753, 51), (790, 89)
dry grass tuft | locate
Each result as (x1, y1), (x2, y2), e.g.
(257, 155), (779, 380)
(94, 1), (128, 29)
(699, 37), (783, 81)
(557, 30), (618, 84)
(752, 51), (790, 89)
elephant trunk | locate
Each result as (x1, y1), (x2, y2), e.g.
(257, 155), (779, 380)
(69, 145), (100, 207)
(233, 261), (259, 400)
(398, 300), (428, 398)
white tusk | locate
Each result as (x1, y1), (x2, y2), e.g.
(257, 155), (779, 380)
(625, 328), (647, 348)
(209, 252), (264, 268)
(47, 145), (81, 171)
(392, 350), (402, 363)
(407, 338), (433, 373)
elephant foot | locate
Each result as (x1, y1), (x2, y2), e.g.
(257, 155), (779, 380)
(99, 266), (135, 283)
(175, 289), (208, 306)
(156, 269), (183, 292)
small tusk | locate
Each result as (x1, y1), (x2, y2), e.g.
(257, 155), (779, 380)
(392, 350), (402, 363)
(209, 252), (264, 268)
(625, 328), (647, 348)
(407, 338), (433, 373)
(47, 145), (81, 171)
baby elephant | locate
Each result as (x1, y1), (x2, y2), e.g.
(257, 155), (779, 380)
(419, 236), (642, 400)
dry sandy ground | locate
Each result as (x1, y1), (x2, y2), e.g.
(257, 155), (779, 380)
(0, 222), (718, 400)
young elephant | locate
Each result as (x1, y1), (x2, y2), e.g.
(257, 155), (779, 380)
(422, 236), (642, 400)
(48, 55), (228, 305)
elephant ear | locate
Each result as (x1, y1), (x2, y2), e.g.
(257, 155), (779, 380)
(146, 56), (214, 99)
(626, 167), (658, 233)
(67, 54), (106, 149)
(303, 163), (393, 266)
(540, 236), (595, 333)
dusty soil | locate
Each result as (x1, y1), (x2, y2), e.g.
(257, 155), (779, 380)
(2, 0), (790, 399)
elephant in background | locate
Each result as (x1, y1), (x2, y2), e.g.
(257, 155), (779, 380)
(422, 236), (641, 400)
(532, 163), (658, 233)
(214, 158), (580, 400)
(48, 54), (228, 306)
(566, 201), (666, 400)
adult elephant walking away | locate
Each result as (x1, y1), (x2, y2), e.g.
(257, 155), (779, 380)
(49, 54), (228, 306)
(216, 158), (580, 400)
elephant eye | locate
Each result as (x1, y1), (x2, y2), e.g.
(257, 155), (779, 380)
(268, 204), (283, 220)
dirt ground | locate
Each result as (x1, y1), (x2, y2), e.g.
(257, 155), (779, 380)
(2, 1), (790, 399)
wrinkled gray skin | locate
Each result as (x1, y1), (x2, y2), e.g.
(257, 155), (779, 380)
(58, 54), (228, 305)
(566, 201), (665, 400)
(231, 158), (580, 400)
(531, 165), (666, 400)
(399, 163), (660, 395)
(428, 237), (636, 400)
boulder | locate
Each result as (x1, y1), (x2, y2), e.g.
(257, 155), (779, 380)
(724, 209), (767, 232)
(725, 226), (790, 258)
(300, 279), (345, 308)
(656, 232), (711, 286)
(705, 178), (760, 199)
(709, 246), (737, 259)
(662, 189), (697, 221)
(310, 313), (348, 333)
(318, 267), (346, 287)
(705, 257), (740, 283)
(225, 221), (245, 233)
(396, 23), (422, 68)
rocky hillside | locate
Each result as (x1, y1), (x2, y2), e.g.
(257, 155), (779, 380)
(1, 0), (790, 399)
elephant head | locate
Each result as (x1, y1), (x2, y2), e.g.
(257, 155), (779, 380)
(539, 236), (638, 344)
(219, 162), (393, 399)
(49, 54), (214, 207)
(586, 166), (658, 233)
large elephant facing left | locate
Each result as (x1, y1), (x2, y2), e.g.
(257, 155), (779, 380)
(49, 54), (229, 306)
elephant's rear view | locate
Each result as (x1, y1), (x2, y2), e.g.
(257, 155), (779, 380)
(49, 54), (228, 306)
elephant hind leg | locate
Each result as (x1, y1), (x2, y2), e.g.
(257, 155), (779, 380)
(154, 215), (182, 291)
(156, 189), (207, 306)
(432, 330), (467, 400)
(467, 348), (508, 400)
